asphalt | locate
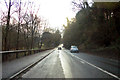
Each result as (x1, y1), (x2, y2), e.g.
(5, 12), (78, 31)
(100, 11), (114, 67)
(22, 48), (119, 79)
(64, 49), (120, 77)
(22, 50), (64, 78)
(2, 49), (54, 78)
(2, 48), (120, 79)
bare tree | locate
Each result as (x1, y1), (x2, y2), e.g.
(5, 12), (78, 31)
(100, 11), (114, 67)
(72, 0), (91, 12)
(1, 0), (44, 50)
(2, 0), (17, 50)
(16, 0), (22, 50)
(22, 14), (31, 49)
(4, 0), (12, 50)
(27, 2), (41, 49)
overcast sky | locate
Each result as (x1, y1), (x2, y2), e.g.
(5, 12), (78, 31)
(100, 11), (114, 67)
(0, 0), (119, 30)
(0, 0), (76, 31)
(38, 0), (76, 30)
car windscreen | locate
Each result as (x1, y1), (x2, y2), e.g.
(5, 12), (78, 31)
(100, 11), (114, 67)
(71, 46), (77, 48)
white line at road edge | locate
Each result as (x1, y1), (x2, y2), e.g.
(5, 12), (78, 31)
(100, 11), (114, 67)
(64, 50), (120, 80)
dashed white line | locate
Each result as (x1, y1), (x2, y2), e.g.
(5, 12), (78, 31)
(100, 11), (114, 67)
(80, 61), (85, 64)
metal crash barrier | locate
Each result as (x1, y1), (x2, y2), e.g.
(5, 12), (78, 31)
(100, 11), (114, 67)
(1, 48), (51, 62)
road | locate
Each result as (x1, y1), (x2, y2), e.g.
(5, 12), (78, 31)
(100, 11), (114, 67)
(2, 50), (54, 78)
(22, 48), (120, 79)
(0, 63), (1, 80)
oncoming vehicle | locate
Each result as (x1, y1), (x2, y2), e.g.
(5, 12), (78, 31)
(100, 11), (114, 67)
(70, 46), (79, 53)
(58, 47), (62, 50)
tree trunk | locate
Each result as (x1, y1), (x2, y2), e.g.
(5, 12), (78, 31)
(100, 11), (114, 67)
(16, 23), (20, 50)
(4, 0), (11, 51)
(16, 0), (21, 50)
(31, 30), (34, 49)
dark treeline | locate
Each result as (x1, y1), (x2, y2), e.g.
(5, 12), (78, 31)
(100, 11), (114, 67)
(41, 30), (61, 48)
(63, 2), (120, 51)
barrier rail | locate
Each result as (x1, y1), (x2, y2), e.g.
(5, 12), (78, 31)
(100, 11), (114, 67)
(1, 49), (51, 62)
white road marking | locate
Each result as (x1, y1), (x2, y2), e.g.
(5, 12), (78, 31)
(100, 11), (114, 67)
(80, 61), (85, 64)
(59, 51), (73, 78)
(69, 53), (120, 80)
(110, 59), (119, 62)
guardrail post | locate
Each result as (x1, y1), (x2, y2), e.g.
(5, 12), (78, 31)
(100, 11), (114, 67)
(16, 53), (18, 58)
(29, 50), (31, 55)
(3, 54), (6, 62)
(24, 51), (26, 56)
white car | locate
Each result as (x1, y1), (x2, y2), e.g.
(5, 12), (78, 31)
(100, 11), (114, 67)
(70, 46), (79, 53)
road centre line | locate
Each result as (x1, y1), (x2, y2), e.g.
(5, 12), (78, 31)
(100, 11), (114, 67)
(80, 61), (85, 64)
